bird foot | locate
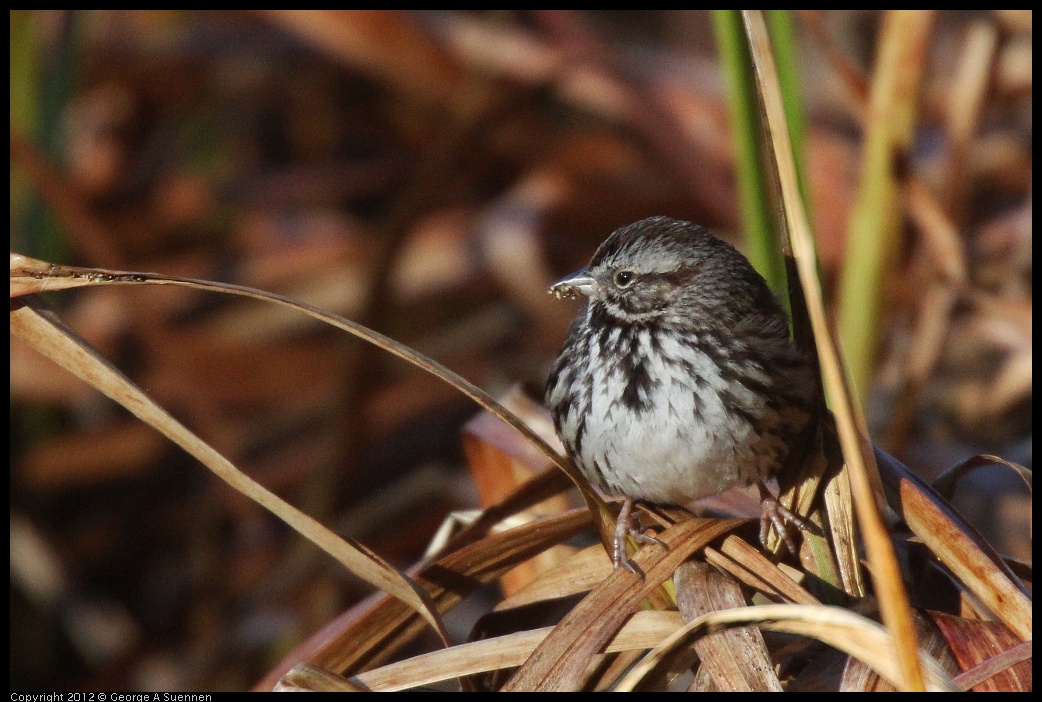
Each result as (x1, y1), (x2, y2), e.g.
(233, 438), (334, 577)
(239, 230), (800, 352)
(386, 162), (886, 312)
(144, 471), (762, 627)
(613, 498), (668, 575)
(758, 483), (812, 555)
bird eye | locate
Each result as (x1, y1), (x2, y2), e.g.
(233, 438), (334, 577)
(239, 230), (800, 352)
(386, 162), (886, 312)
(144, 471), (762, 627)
(613, 270), (636, 288)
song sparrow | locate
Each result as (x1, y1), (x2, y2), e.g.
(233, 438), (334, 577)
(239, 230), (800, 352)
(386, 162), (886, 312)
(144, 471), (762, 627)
(545, 216), (815, 569)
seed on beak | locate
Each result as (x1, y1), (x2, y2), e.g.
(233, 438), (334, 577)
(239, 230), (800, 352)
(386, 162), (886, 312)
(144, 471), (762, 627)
(548, 269), (597, 299)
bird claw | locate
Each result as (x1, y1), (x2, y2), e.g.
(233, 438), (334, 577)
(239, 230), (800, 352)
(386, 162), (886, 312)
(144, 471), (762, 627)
(613, 499), (667, 575)
(758, 484), (811, 555)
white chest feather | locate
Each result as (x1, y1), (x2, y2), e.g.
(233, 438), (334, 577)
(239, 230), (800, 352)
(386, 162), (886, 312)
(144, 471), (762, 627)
(577, 329), (772, 504)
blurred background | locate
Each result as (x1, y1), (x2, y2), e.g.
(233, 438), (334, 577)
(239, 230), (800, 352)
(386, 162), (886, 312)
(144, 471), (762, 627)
(10, 10), (1031, 691)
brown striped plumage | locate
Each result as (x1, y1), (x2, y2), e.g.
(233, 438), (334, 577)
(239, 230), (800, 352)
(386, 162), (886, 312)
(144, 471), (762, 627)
(545, 217), (814, 568)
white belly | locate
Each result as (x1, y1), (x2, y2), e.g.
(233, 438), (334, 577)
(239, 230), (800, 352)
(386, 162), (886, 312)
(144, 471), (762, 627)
(577, 329), (771, 504)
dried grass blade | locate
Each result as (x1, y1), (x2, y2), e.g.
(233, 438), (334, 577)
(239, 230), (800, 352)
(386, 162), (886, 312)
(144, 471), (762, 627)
(931, 454), (1032, 501)
(955, 640), (1032, 692)
(354, 610), (682, 692)
(674, 562), (783, 691)
(292, 509), (593, 681)
(462, 390), (578, 594)
(275, 664), (369, 692)
(616, 604), (959, 692)
(822, 456), (867, 597)
(9, 252), (616, 546)
(839, 612), (960, 691)
(502, 518), (743, 691)
(929, 611), (1031, 691)
(10, 297), (452, 649)
(715, 535), (820, 605)
(494, 544), (612, 612)
(740, 10), (926, 690)
(875, 448), (1031, 641)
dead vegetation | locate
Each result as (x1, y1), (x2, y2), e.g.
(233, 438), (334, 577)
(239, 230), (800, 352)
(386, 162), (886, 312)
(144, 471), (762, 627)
(10, 10), (1031, 691)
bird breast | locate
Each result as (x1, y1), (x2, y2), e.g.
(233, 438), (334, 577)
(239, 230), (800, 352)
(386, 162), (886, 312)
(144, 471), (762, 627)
(572, 325), (779, 504)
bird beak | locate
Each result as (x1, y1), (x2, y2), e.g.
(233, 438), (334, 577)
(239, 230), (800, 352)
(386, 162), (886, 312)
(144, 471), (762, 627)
(548, 268), (597, 300)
